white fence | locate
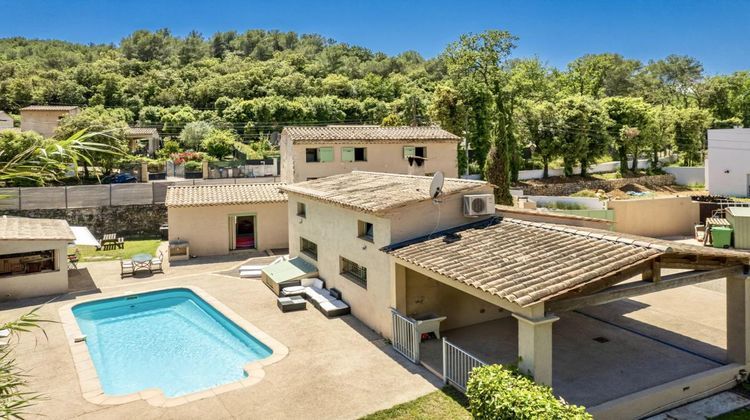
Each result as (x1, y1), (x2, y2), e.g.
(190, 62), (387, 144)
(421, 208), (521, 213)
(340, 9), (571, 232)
(664, 166), (704, 186)
(442, 338), (486, 392)
(518, 155), (678, 181)
(391, 310), (419, 363)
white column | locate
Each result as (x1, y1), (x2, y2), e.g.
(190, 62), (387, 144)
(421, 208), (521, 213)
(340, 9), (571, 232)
(727, 272), (750, 365)
(513, 313), (559, 386)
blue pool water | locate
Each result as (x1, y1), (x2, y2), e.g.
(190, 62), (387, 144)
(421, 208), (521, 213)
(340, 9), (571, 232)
(73, 288), (272, 397)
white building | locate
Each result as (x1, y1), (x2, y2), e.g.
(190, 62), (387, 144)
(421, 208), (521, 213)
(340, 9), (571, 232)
(707, 128), (750, 196)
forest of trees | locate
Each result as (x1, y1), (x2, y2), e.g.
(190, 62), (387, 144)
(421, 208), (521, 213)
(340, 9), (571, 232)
(1, 28), (749, 201)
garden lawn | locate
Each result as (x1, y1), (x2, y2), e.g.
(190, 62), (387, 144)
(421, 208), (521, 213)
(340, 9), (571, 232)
(76, 239), (161, 262)
(359, 387), (471, 420)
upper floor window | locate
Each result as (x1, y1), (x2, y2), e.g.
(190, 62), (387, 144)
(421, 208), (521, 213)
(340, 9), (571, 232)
(297, 202), (306, 217)
(306, 147), (333, 163)
(358, 220), (374, 242)
(342, 147), (367, 162)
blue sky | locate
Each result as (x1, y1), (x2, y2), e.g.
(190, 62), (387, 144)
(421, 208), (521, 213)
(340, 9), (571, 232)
(1, 0), (748, 74)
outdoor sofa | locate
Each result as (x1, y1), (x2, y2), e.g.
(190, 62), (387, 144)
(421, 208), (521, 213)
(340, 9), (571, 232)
(281, 278), (350, 318)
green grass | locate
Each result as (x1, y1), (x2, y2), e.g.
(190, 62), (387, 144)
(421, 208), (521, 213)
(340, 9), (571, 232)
(75, 238), (161, 262)
(359, 387), (471, 420)
(713, 407), (750, 419)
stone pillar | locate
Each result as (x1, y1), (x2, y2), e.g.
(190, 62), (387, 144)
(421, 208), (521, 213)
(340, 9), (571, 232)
(513, 313), (559, 386)
(391, 263), (407, 313)
(727, 271), (750, 364)
(140, 161), (149, 183)
(202, 160), (209, 179)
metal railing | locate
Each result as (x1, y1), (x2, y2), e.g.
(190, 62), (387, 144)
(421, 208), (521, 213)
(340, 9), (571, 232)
(391, 309), (419, 363)
(442, 338), (486, 392)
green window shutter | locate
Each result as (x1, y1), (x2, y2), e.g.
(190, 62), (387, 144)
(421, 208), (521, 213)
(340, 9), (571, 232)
(341, 147), (354, 162)
(319, 147), (334, 162)
(403, 146), (415, 159)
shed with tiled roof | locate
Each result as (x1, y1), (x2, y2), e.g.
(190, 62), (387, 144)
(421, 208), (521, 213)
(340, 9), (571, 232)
(166, 183), (288, 257)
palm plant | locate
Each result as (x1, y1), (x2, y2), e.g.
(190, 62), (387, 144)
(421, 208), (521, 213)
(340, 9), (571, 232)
(0, 308), (49, 419)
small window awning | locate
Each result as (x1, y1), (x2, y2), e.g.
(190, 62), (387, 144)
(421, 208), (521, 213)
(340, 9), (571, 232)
(70, 226), (100, 247)
(261, 257), (317, 285)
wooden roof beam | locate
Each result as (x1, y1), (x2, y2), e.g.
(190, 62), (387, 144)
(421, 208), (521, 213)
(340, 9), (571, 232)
(547, 265), (744, 313)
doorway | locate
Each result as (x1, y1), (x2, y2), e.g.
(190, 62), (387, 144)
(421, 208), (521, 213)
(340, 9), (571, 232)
(230, 215), (256, 250)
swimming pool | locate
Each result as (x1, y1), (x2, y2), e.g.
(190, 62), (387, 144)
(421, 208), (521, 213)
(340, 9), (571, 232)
(71, 288), (274, 398)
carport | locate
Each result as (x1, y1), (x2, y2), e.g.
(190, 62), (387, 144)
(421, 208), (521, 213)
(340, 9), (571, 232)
(385, 216), (750, 419)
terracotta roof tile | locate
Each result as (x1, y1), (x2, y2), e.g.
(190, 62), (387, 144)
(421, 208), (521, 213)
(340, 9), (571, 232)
(385, 217), (749, 307)
(20, 105), (78, 111)
(126, 127), (159, 137)
(165, 183), (287, 207)
(0, 216), (74, 241)
(281, 171), (490, 215)
(282, 125), (460, 144)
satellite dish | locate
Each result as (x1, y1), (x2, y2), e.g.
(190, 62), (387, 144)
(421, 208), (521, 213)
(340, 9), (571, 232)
(430, 171), (445, 200)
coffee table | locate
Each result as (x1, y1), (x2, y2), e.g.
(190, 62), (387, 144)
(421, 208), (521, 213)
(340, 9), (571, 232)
(132, 253), (152, 273)
(277, 296), (306, 312)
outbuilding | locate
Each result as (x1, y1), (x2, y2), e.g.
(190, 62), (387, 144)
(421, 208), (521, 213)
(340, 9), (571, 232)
(165, 183), (289, 257)
(0, 216), (74, 299)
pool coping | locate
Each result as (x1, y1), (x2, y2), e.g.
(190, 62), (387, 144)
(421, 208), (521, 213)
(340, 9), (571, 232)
(58, 285), (289, 407)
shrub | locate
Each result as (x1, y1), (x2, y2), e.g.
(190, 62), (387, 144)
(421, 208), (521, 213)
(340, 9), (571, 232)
(570, 189), (597, 198)
(202, 129), (238, 159)
(466, 365), (591, 420)
(539, 201), (587, 210)
(184, 160), (202, 172)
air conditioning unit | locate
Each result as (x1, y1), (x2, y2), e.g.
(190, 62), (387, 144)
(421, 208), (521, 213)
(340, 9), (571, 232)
(463, 194), (495, 217)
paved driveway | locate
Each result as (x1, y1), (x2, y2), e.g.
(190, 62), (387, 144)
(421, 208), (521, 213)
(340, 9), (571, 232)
(3, 256), (440, 419)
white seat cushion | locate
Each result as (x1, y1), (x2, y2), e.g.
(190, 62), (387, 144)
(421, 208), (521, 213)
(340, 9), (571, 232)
(306, 287), (333, 303)
(281, 286), (305, 296)
(240, 270), (262, 278)
(240, 265), (265, 271)
(312, 279), (324, 289)
(319, 299), (349, 311)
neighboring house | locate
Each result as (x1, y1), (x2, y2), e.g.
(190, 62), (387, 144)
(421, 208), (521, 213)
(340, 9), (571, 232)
(126, 127), (161, 156)
(165, 183), (288, 257)
(19, 105), (79, 138)
(0, 111), (14, 129)
(279, 125), (460, 183)
(707, 127), (750, 196)
(280, 170), (750, 419)
(0, 216), (74, 300)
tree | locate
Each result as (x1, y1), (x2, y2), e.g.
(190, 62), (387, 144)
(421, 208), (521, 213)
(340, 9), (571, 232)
(518, 100), (559, 178)
(636, 55), (703, 107)
(445, 30), (518, 205)
(178, 30), (207, 65)
(54, 106), (130, 177)
(642, 105), (677, 169)
(120, 28), (175, 63)
(564, 53), (640, 98)
(673, 107), (711, 166)
(201, 129), (237, 159)
(429, 83), (469, 174)
(0, 309), (47, 419)
(178, 121), (213, 150)
(555, 96), (612, 177)
(602, 96), (652, 173)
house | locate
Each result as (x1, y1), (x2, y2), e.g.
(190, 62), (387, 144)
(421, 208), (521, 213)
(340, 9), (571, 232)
(281, 171), (495, 337)
(0, 216), (74, 299)
(707, 127), (750, 196)
(126, 127), (161, 156)
(165, 183), (288, 257)
(0, 111), (14, 129)
(281, 171), (750, 419)
(279, 125), (461, 183)
(19, 105), (79, 138)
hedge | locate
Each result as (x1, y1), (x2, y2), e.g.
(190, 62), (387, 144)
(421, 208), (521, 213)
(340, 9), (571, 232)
(466, 365), (591, 420)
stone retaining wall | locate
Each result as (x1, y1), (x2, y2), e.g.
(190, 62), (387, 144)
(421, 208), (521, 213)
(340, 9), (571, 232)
(0, 204), (167, 237)
(515, 174), (676, 196)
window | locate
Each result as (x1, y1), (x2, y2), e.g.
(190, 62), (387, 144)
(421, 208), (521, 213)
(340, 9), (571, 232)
(403, 146), (426, 158)
(305, 148), (319, 162)
(297, 202), (306, 217)
(357, 220), (374, 242)
(341, 147), (367, 162)
(301, 237), (318, 260)
(341, 257), (367, 288)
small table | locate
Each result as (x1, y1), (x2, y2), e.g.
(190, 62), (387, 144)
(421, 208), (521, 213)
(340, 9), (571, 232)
(132, 253), (152, 273)
(277, 296), (306, 312)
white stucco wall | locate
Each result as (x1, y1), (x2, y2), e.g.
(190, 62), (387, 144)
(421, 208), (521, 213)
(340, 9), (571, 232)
(286, 183), (494, 338)
(707, 128), (750, 196)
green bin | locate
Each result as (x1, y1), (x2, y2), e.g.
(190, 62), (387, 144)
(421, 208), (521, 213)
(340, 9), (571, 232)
(711, 226), (733, 249)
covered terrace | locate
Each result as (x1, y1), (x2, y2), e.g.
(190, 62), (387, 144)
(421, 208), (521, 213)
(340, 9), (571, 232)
(384, 216), (750, 419)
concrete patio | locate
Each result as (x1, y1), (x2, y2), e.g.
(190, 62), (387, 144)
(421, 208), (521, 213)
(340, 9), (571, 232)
(2, 253), (440, 419)
(421, 280), (729, 408)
